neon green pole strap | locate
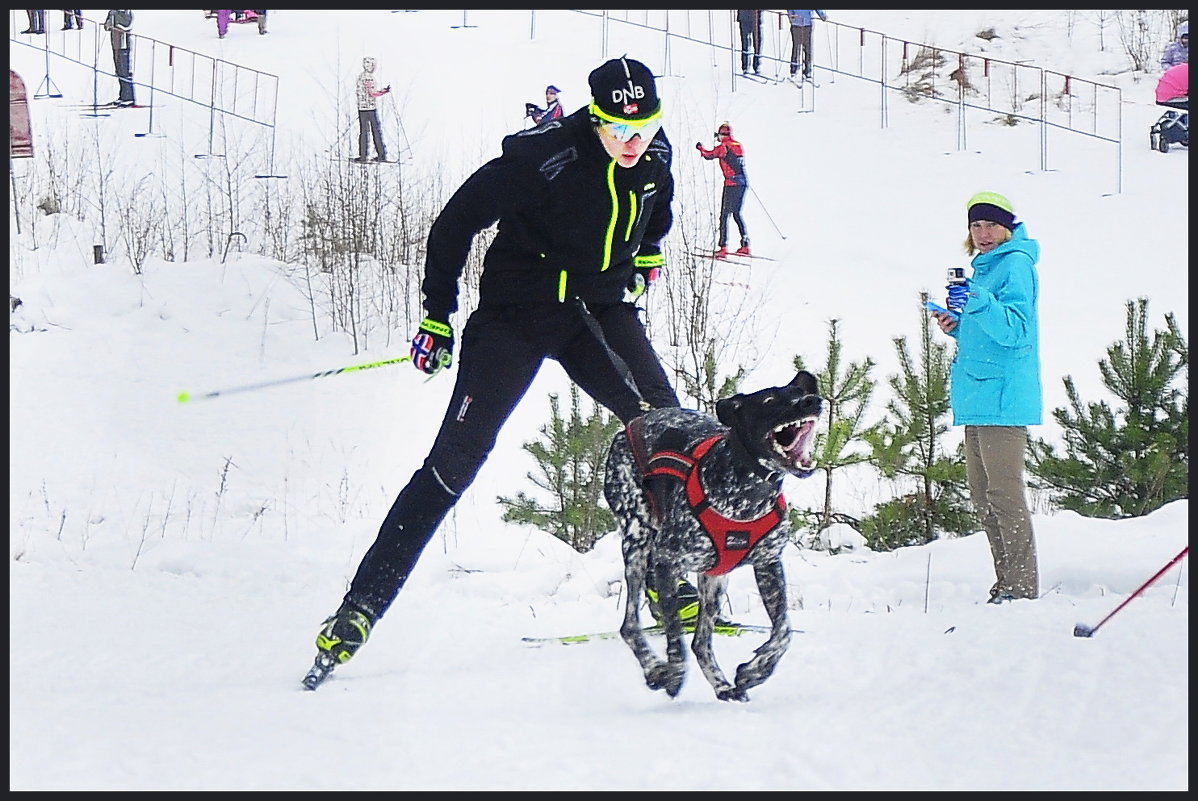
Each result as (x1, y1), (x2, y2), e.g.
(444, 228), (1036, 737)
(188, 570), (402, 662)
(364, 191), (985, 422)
(419, 318), (452, 337)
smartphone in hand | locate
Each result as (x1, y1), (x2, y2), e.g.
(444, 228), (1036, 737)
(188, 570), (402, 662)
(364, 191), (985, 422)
(925, 300), (959, 320)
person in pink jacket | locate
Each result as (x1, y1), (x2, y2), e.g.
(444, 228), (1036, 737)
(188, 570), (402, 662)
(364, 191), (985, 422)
(1155, 63), (1188, 109)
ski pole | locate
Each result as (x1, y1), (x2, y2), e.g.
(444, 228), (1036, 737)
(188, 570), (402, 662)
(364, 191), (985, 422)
(390, 91), (412, 158)
(177, 355), (413, 404)
(1073, 546), (1188, 638)
(750, 186), (787, 240)
(823, 19), (834, 84)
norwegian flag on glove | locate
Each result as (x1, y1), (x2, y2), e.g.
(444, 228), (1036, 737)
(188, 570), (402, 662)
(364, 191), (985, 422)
(410, 318), (454, 374)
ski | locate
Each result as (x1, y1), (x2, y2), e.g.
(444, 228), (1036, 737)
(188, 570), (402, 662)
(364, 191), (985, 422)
(300, 652), (339, 691)
(521, 621), (795, 646)
(346, 158), (400, 164)
(70, 103), (151, 110)
(687, 250), (776, 263)
(70, 101), (151, 108)
(691, 253), (754, 267)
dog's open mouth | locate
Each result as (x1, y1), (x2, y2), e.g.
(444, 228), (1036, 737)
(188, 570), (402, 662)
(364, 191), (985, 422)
(771, 416), (817, 471)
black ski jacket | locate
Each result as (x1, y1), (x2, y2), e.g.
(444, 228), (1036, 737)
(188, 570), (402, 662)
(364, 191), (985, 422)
(421, 106), (674, 320)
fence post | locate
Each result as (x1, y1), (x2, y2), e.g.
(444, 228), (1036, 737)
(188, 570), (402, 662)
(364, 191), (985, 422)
(1040, 69), (1048, 172)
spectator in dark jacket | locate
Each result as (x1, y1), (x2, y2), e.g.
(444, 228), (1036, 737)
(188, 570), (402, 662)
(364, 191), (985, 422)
(22, 10), (46, 34)
(103, 9), (135, 106)
(737, 10), (763, 75)
(527, 85), (564, 125)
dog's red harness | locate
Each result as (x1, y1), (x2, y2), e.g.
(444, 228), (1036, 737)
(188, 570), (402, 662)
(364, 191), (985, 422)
(628, 421), (786, 576)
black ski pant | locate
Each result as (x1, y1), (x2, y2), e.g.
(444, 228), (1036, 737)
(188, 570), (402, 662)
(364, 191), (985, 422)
(344, 299), (679, 620)
(112, 46), (135, 103)
(718, 184), (749, 249)
(358, 109), (386, 161)
(789, 25), (814, 77)
(739, 17), (762, 73)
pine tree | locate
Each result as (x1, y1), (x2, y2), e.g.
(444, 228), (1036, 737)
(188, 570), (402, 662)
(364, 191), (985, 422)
(1028, 298), (1188, 518)
(679, 346), (745, 415)
(789, 318), (881, 547)
(859, 296), (974, 550)
(496, 384), (622, 551)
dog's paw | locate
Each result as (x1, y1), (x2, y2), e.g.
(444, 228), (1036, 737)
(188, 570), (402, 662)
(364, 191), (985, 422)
(646, 663), (686, 697)
(733, 662), (772, 694)
(717, 686), (750, 702)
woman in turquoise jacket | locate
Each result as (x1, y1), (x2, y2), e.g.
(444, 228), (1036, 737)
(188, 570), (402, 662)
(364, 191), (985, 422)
(930, 191), (1041, 603)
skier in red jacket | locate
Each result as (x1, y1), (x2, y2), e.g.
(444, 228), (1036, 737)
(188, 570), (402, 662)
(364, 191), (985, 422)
(696, 121), (750, 259)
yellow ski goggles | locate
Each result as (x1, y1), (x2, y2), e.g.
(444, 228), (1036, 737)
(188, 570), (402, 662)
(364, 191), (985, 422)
(590, 101), (664, 143)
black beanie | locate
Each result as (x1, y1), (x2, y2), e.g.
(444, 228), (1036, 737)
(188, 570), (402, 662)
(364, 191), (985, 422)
(588, 57), (661, 122)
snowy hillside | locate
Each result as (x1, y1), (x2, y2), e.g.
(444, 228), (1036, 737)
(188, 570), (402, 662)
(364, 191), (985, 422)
(9, 10), (1188, 792)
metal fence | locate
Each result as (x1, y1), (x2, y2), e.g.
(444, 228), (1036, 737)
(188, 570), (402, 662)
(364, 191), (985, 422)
(573, 10), (1124, 194)
(9, 11), (281, 176)
(11, 9), (1125, 191)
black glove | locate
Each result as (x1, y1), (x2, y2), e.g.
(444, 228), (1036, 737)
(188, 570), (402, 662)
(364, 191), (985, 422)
(695, 141), (703, 150)
(410, 317), (454, 374)
(525, 102), (540, 117)
(384, 84), (391, 93)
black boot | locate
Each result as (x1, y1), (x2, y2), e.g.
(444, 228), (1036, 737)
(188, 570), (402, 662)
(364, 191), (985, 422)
(315, 601), (374, 664)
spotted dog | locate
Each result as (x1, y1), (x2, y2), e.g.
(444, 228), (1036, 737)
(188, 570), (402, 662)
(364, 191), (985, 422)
(604, 370), (822, 702)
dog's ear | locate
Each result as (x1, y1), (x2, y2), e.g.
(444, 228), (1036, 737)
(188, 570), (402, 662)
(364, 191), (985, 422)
(715, 394), (744, 426)
(791, 370), (819, 396)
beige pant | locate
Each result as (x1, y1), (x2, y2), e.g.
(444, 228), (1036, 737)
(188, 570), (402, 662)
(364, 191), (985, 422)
(964, 425), (1039, 599)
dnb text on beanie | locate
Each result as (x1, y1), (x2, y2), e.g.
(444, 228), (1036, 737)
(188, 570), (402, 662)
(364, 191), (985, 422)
(587, 56), (662, 123)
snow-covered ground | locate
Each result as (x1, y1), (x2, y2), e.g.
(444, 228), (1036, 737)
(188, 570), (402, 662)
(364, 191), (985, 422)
(9, 10), (1187, 791)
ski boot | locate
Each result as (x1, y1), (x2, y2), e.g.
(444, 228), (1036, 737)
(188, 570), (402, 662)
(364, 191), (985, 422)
(302, 601), (374, 690)
(646, 578), (701, 626)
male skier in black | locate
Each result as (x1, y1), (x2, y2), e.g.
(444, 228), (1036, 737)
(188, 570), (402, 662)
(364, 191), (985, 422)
(305, 57), (685, 688)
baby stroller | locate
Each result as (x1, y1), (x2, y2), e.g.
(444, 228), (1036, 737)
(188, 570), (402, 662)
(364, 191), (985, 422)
(1150, 63), (1188, 153)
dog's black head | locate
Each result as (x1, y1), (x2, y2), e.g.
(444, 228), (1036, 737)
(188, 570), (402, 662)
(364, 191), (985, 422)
(715, 370), (822, 478)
